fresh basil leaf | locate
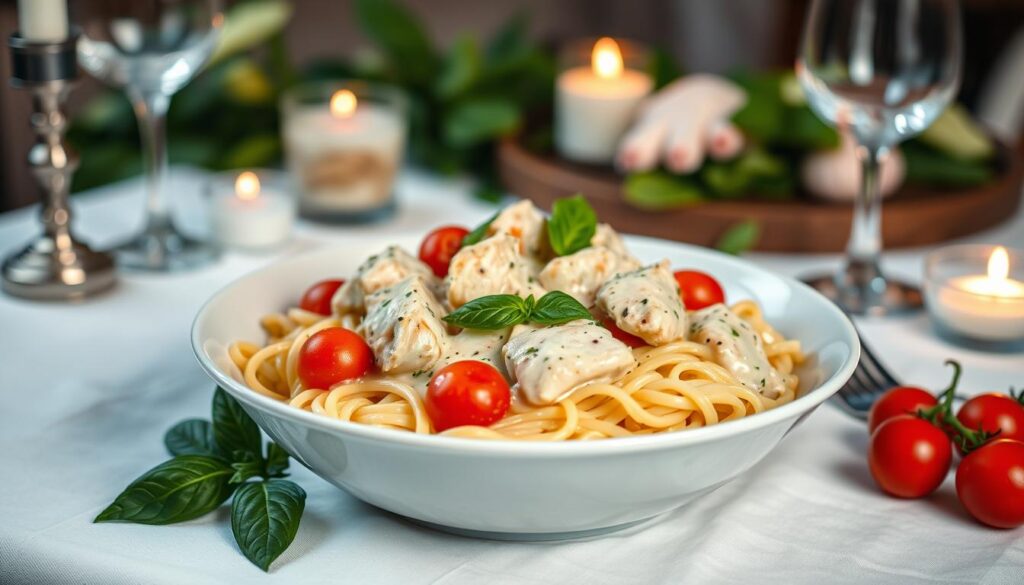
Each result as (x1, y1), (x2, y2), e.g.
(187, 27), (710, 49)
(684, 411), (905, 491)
(164, 419), (216, 457)
(230, 460), (263, 485)
(95, 455), (235, 525)
(354, 0), (437, 86)
(212, 388), (263, 462)
(530, 291), (593, 325)
(265, 443), (290, 478)
(231, 479), (306, 572)
(443, 98), (520, 148)
(547, 194), (597, 256)
(715, 220), (760, 256)
(624, 171), (705, 210)
(443, 294), (529, 330)
(461, 212), (498, 247)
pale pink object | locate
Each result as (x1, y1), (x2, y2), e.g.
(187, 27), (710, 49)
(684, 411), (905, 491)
(617, 74), (747, 173)
(801, 131), (906, 202)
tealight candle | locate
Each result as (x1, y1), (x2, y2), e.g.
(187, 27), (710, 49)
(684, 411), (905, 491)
(925, 245), (1024, 342)
(207, 170), (296, 251)
(282, 81), (407, 221)
(555, 37), (652, 164)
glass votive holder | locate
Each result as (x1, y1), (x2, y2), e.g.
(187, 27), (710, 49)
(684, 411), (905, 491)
(205, 169), (296, 252)
(923, 244), (1024, 343)
(281, 80), (408, 222)
(555, 37), (652, 164)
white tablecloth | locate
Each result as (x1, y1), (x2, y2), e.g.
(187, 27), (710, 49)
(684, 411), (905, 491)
(1, 168), (1022, 585)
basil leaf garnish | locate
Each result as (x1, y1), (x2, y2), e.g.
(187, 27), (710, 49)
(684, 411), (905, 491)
(95, 455), (235, 525)
(461, 212), (498, 247)
(231, 479), (307, 572)
(164, 419), (216, 457)
(265, 443), (290, 478)
(443, 294), (530, 329)
(546, 194), (597, 256)
(212, 387), (263, 462)
(530, 291), (593, 325)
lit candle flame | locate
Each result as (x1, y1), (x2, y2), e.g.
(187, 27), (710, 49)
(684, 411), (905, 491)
(592, 37), (623, 79)
(988, 246), (1009, 281)
(330, 89), (357, 119)
(235, 171), (261, 201)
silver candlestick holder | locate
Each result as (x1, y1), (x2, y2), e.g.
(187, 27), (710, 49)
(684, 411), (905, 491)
(1, 31), (116, 300)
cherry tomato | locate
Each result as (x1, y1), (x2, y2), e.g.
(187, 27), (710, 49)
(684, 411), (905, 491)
(957, 394), (1024, 445)
(956, 439), (1024, 528)
(868, 415), (952, 498)
(425, 361), (511, 432)
(419, 226), (470, 277)
(601, 317), (646, 348)
(673, 270), (725, 310)
(297, 327), (373, 389)
(299, 279), (344, 315)
(868, 386), (938, 434)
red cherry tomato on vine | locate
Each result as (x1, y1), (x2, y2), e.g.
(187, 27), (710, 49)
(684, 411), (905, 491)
(956, 394), (1024, 445)
(956, 439), (1024, 528)
(601, 317), (646, 348)
(868, 415), (952, 498)
(425, 361), (511, 432)
(297, 327), (373, 389)
(299, 279), (344, 315)
(419, 226), (470, 277)
(672, 270), (725, 310)
(868, 386), (938, 434)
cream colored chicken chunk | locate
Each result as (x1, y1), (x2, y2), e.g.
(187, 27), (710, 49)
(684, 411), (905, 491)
(538, 246), (640, 307)
(595, 260), (688, 346)
(445, 234), (545, 308)
(486, 199), (548, 258)
(689, 303), (785, 399)
(359, 276), (448, 374)
(502, 320), (636, 405)
(332, 246), (439, 315)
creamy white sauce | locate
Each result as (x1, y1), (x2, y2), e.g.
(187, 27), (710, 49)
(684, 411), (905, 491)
(689, 303), (785, 398)
(502, 319), (636, 405)
(596, 260), (688, 345)
(359, 276), (448, 374)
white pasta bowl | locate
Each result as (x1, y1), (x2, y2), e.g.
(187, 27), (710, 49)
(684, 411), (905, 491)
(192, 235), (859, 539)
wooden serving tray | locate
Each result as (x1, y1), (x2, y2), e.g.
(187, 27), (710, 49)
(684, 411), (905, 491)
(497, 137), (1023, 253)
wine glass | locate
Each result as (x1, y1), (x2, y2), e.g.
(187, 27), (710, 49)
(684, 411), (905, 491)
(797, 0), (961, 315)
(75, 0), (223, 271)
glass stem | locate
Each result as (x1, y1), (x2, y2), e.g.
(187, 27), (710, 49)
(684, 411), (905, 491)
(131, 92), (172, 231)
(843, 144), (888, 278)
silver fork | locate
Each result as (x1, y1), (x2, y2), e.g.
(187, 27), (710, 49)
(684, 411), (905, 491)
(833, 326), (901, 420)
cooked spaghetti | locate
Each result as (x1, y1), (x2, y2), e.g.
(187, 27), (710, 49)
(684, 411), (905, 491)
(227, 199), (804, 440)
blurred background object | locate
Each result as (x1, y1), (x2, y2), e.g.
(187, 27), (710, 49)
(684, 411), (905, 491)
(0, 0), (1021, 212)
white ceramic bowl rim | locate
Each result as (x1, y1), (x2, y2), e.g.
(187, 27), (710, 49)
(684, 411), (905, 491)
(191, 237), (860, 457)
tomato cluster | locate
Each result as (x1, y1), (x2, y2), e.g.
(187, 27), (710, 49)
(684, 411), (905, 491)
(867, 361), (1024, 529)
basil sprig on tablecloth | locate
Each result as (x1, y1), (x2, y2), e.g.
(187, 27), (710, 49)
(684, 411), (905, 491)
(96, 388), (306, 573)
(444, 290), (592, 330)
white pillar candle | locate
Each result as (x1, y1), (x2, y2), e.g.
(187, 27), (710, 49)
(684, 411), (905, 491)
(928, 247), (1024, 341)
(210, 171), (295, 251)
(18, 0), (68, 42)
(556, 38), (653, 164)
(283, 89), (405, 214)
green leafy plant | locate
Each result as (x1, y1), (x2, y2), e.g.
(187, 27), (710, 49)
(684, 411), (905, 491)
(96, 388), (306, 573)
(351, 0), (555, 194)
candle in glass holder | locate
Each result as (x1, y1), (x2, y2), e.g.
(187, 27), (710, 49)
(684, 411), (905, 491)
(925, 245), (1024, 341)
(555, 37), (652, 164)
(208, 171), (295, 250)
(282, 82), (407, 221)
(18, 0), (68, 42)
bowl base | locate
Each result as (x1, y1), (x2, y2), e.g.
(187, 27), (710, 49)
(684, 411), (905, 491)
(407, 514), (665, 542)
